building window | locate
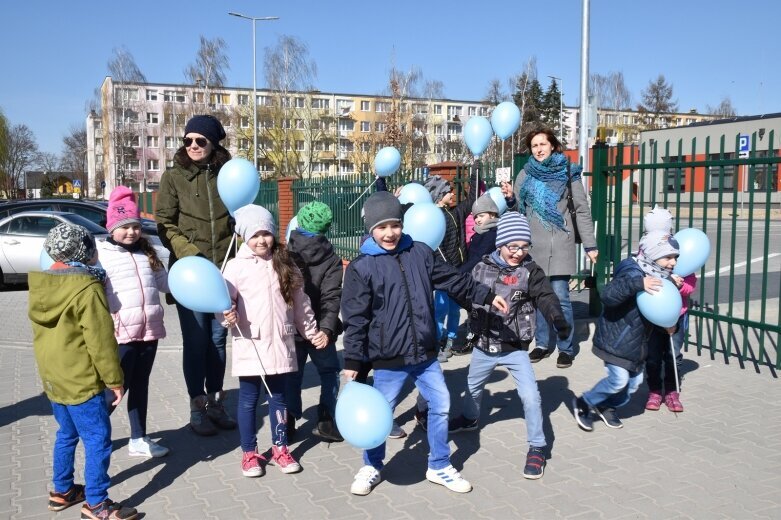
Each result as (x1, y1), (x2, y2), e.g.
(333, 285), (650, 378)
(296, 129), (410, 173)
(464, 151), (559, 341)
(311, 98), (330, 110)
(479, 107), (488, 116)
(361, 121), (371, 132)
(147, 159), (159, 171)
(447, 105), (462, 118)
(663, 156), (686, 193)
(314, 141), (331, 152)
(413, 103), (428, 114)
(240, 116), (250, 128)
(375, 122), (386, 132)
(117, 88), (139, 102)
(708, 153), (735, 192)
(434, 104), (442, 115)
(361, 142), (372, 153)
(468, 106), (476, 116)
(361, 100), (371, 111)
(165, 137), (177, 149)
(434, 124), (443, 135)
(239, 139), (249, 150)
(126, 159), (140, 170)
(163, 90), (186, 102)
(312, 162), (328, 173)
(339, 120), (354, 132)
(146, 113), (159, 124)
(238, 94), (249, 105)
(751, 150), (779, 193)
(259, 95), (273, 107)
(362, 162), (370, 173)
(295, 140), (305, 151)
(337, 99), (354, 112)
(294, 97), (305, 108)
(376, 102), (391, 113)
(125, 135), (140, 147)
(447, 123), (461, 135)
(210, 93), (230, 105)
(339, 162), (354, 174)
(164, 113), (186, 126)
(282, 119), (291, 129)
(146, 136), (159, 148)
(146, 90), (158, 101)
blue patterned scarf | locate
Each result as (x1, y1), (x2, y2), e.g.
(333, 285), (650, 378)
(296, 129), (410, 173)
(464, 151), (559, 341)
(519, 153), (582, 231)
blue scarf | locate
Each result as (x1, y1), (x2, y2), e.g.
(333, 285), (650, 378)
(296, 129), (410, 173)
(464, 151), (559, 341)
(519, 152), (582, 231)
(65, 261), (107, 283)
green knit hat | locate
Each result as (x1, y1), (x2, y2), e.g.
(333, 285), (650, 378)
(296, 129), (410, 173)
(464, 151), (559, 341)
(297, 201), (333, 234)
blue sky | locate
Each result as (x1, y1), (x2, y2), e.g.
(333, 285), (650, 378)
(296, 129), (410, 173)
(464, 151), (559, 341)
(2, 0), (780, 156)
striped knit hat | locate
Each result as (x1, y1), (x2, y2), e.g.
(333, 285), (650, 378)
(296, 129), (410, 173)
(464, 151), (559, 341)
(496, 212), (532, 248)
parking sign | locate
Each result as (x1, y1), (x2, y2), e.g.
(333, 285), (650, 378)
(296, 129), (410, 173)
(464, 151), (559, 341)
(739, 134), (750, 159)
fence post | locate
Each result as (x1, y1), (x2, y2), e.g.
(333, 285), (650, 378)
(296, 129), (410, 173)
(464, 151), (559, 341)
(590, 142), (610, 317)
(277, 177), (295, 243)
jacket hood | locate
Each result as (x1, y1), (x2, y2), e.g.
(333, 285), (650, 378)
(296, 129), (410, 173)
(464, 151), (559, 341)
(288, 230), (336, 265)
(359, 233), (413, 256)
(614, 257), (643, 277)
(28, 269), (103, 327)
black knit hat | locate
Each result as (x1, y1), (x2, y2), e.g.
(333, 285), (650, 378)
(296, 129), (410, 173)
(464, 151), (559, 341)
(184, 115), (226, 145)
(363, 192), (402, 233)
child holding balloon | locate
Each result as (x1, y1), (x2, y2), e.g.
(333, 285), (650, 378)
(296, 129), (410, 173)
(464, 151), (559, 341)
(220, 205), (328, 478)
(573, 230), (679, 431)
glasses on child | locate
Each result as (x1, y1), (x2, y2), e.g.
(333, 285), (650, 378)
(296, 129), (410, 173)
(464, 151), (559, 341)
(183, 137), (209, 147)
(504, 244), (531, 253)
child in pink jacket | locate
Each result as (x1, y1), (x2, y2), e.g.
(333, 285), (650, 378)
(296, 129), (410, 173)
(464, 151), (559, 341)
(220, 204), (327, 478)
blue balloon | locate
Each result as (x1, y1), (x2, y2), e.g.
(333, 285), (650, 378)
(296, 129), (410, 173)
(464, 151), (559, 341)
(374, 147), (401, 177)
(463, 117), (494, 157)
(398, 182), (432, 205)
(404, 202), (446, 250)
(168, 256), (232, 313)
(673, 228), (711, 276)
(490, 102), (521, 140)
(285, 216), (298, 243)
(486, 187), (508, 215)
(39, 249), (54, 271)
(636, 279), (682, 327)
(335, 381), (393, 449)
(217, 158), (261, 215)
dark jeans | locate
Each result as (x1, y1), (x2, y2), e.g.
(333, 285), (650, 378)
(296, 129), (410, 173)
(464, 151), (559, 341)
(116, 340), (158, 439)
(238, 374), (289, 452)
(647, 313), (688, 393)
(286, 339), (341, 419)
(176, 304), (228, 399)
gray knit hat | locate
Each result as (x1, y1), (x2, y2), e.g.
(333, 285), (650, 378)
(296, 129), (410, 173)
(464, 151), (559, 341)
(423, 175), (452, 204)
(643, 204), (673, 233)
(496, 212), (532, 248)
(638, 230), (680, 261)
(472, 193), (499, 216)
(234, 204), (276, 242)
(363, 191), (402, 232)
(43, 223), (97, 264)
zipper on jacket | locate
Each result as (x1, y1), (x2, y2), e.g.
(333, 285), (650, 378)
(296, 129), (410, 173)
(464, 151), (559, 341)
(205, 165), (217, 264)
(395, 256), (421, 358)
(130, 252), (148, 334)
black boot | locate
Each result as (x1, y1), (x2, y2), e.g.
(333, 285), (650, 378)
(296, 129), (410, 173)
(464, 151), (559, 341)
(312, 406), (343, 442)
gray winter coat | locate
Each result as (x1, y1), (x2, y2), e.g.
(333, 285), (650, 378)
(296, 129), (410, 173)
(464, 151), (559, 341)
(510, 167), (597, 277)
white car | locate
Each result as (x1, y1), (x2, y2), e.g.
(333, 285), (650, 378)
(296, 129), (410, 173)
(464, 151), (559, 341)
(0, 211), (170, 286)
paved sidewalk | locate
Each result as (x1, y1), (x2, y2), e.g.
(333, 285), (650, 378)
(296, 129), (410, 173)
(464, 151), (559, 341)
(1, 287), (779, 519)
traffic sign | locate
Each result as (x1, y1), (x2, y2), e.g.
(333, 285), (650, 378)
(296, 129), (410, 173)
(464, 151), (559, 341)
(739, 134), (750, 159)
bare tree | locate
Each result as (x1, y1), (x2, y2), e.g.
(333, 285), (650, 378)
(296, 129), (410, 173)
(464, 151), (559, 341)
(0, 109), (8, 188)
(36, 152), (61, 172)
(706, 97), (737, 117)
(484, 79), (505, 104)
(590, 71), (631, 110)
(61, 125), (88, 195)
(0, 124), (38, 198)
(184, 36), (230, 110)
(511, 57), (541, 151)
(637, 74), (678, 128)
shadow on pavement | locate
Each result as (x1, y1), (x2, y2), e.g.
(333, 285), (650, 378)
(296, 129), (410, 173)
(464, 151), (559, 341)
(0, 391), (50, 428)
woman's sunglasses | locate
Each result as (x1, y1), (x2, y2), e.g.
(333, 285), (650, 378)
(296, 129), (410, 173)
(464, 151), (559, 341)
(183, 136), (209, 147)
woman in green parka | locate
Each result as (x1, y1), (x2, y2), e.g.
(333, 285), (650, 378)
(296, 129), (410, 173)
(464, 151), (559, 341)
(155, 115), (237, 436)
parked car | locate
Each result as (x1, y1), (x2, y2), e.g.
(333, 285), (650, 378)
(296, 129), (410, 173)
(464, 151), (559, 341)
(0, 211), (169, 286)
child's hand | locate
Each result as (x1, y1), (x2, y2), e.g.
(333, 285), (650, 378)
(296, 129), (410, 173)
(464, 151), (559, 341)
(393, 186), (403, 197)
(311, 331), (329, 349)
(586, 250), (599, 263)
(109, 387), (124, 407)
(500, 181), (514, 199)
(670, 274), (684, 288)
(222, 306), (237, 327)
(491, 295), (510, 314)
(342, 369), (358, 381)
(666, 325), (678, 335)
(643, 277), (662, 294)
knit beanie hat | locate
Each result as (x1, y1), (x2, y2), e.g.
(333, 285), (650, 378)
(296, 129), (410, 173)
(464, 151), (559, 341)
(184, 114), (226, 145)
(638, 230), (680, 261)
(643, 204), (673, 234)
(297, 201), (333, 234)
(234, 204), (276, 242)
(363, 191), (402, 233)
(424, 175), (452, 203)
(106, 186), (141, 232)
(472, 193), (499, 216)
(496, 212), (532, 248)
(44, 223), (97, 264)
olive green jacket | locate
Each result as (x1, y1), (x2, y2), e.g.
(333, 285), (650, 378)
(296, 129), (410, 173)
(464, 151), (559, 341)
(28, 269), (123, 405)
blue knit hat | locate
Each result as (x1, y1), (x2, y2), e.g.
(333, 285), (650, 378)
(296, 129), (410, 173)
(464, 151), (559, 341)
(496, 212), (532, 248)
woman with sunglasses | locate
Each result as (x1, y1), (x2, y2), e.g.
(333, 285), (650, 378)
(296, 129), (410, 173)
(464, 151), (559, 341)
(155, 115), (238, 436)
(501, 126), (598, 369)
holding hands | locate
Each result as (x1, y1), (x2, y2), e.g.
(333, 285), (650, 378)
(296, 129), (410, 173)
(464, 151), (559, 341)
(670, 274), (684, 288)
(311, 330), (329, 349)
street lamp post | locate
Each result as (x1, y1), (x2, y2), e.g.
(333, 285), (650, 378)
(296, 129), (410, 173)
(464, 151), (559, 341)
(229, 11), (279, 173)
(548, 75), (563, 143)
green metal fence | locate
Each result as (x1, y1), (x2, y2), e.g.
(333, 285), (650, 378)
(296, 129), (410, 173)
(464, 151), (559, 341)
(590, 132), (781, 371)
(253, 181), (279, 230)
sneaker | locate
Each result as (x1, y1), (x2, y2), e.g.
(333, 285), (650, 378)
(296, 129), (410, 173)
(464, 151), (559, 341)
(48, 483), (85, 511)
(523, 447), (546, 480)
(241, 450), (265, 478)
(437, 349), (451, 363)
(448, 415), (479, 433)
(388, 421), (407, 439)
(595, 407), (623, 429)
(312, 417), (343, 442)
(529, 348), (552, 363)
(572, 396), (594, 432)
(645, 391), (663, 411)
(206, 392), (237, 430)
(269, 445), (302, 474)
(189, 396), (217, 436)
(426, 465), (472, 493)
(128, 436), (169, 458)
(556, 352), (573, 368)
(80, 499), (138, 520)
(664, 391), (684, 413)
(350, 465), (381, 496)
(414, 409), (428, 432)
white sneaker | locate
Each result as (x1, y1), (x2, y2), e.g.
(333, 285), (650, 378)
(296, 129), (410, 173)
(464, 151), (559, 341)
(426, 465), (472, 493)
(128, 436), (170, 458)
(350, 465), (381, 496)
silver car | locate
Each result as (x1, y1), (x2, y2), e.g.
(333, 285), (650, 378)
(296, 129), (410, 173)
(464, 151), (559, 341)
(0, 211), (170, 286)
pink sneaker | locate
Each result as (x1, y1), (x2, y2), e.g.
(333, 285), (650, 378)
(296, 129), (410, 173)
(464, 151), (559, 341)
(270, 445), (302, 474)
(664, 391), (684, 413)
(241, 450), (265, 477)
(645, 391), (663, 411)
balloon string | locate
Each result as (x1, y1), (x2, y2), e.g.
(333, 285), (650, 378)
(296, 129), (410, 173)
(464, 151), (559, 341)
(670, 335), (680, 394)
(348, 178), (378, 210)
(220, 233), (237, 274)
(232, 325), (273, 395)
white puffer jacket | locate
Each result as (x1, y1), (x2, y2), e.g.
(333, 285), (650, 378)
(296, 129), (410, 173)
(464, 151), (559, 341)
(97, 239), (169, 344)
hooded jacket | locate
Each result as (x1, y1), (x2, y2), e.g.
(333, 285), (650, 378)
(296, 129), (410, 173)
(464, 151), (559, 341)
(287, 229), (343, 339)
(28, 268), (123, 405)
(437, 171), (478, 267)
(341, 234), (495, 371)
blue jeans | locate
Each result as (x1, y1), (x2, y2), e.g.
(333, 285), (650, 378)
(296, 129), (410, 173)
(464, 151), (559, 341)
(287, 339), (340, 419)
(117, 340), (158, 439)
(647, 313), (688, 393)
(50, 393), (112, 506)
(535, 276), (574, 356)
(238, 374), (289, 451)
(583, 363), (644, 410)
(364, 359), (451, 471)
(462, 348), (545, 447)
(176, 304), (228, 399)
(435, 291), (461, 341)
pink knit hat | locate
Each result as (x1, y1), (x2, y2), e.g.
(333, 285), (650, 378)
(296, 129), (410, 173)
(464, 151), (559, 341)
(106, 186), (141, 232)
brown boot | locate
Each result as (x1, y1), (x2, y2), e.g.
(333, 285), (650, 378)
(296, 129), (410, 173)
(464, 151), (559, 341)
(207, 391), (237, 430)
(190, 395), (217, 436)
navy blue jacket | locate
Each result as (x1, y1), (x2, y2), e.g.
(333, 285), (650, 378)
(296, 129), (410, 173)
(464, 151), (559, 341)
(341, 234), (494, 371)
(460, 227), (497, 275)
(592, 258), (658, 372)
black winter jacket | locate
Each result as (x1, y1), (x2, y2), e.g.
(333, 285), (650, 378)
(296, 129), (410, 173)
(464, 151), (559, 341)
(341, 234), (495, 371)
(437, 171), (478, 267)
(592, 258), (658, 372)
(287, 230), (343, 340)
(460, 227), (497, 275)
